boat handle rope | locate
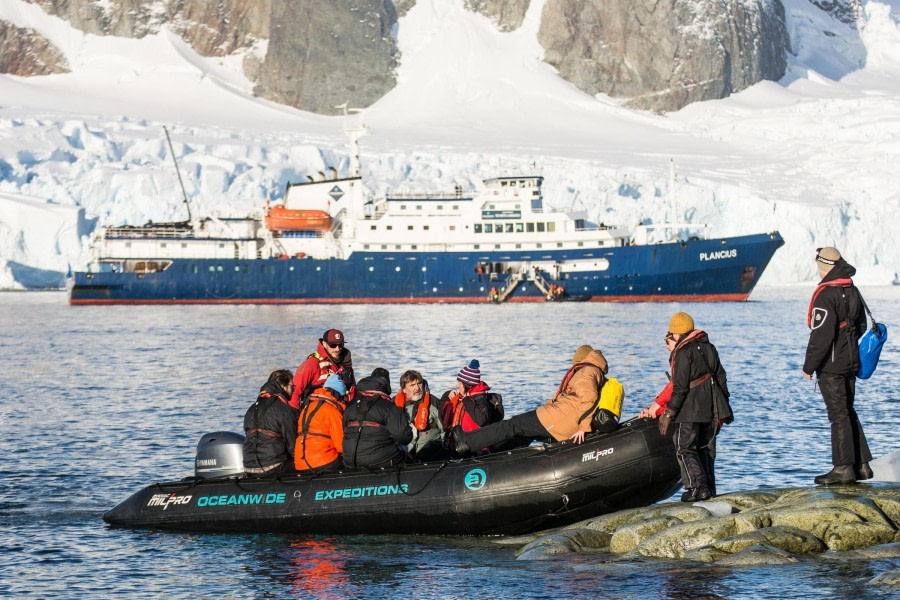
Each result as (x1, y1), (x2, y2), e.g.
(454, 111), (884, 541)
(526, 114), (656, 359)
(396, 460), (450, 496)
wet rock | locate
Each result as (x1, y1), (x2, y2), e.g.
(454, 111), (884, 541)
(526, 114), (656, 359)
(515, 528), (612, 559)
(493, 532), (545, 546)
(713, 544), (798, 566)
(703, 526), (826, 557)
(578, 503), (711, 534)
(631, 516), (739, 559)
(870, 567), (900, 587)
(821, 522), (897, 552)
(609, 516), (682, 554)
(866, 490), (900, 527)
(823, 542), (900, 560)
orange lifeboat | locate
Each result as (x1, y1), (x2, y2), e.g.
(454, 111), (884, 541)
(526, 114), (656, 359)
(265, 205), (333, 232)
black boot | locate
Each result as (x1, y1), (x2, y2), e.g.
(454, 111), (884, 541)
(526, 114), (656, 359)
(680, 487), (711, 502)
(451, 425), (470, 455)
(855, 462), (874, 480)
(814, 465), (856, 485)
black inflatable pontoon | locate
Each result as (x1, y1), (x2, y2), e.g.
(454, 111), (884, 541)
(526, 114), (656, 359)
(103, 419), (681, 535)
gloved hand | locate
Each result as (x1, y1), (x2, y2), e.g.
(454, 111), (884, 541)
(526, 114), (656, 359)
(658, 409), (675, 436)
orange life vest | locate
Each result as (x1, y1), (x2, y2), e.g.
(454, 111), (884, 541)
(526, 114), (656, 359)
(394, 390), (433, 431)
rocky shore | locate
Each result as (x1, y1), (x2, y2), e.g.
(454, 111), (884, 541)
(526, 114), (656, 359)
(498, 484), (900, 589)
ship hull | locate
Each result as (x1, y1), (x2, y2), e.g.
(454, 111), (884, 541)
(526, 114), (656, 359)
(69, 232), (783, 304)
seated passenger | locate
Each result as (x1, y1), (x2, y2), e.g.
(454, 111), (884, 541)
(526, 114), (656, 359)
(452, 345), (607, 455)
(439, 359), (504, 435)
(370, 367), (391, 393)
(243, 369), (299, 476)
(295, 374), (348, 473)
(342, 374), (413, 469)
(394, 370), (444, 461)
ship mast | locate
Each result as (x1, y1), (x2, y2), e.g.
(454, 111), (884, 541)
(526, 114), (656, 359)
(163, 126), (193, 223)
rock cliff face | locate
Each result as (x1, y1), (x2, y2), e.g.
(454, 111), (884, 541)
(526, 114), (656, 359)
(252, 0), (399, 115)
(0, 21), (69, 75)
(6, 0), (792, 114)
(537, 0), (789, 112)
(465, 0), (531, 31)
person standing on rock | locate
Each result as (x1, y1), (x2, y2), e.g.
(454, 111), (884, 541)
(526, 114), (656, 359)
(802, 247), (873, 485)
(658, 312), (733, 502)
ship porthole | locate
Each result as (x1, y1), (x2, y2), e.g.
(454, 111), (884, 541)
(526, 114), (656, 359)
(432, 287), (437, 292)
(395, 267), (401, 272)
(316, 266), (321, 271)
(629, 286), (633, 291)
(421, 267), (427, 272)
(458, 287), (464, 292)
(289, 266), (294, 271)
(479, 286), (484, 292)
(369, 266), (374, 272)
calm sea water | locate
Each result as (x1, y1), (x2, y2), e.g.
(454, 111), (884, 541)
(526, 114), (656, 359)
(1, 287), (897, 599)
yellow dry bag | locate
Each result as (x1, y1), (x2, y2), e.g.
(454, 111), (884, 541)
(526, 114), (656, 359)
(597, 377), (624, 418)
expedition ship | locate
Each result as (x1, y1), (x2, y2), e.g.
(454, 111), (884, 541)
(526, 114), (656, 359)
(67, 124), (783, 305)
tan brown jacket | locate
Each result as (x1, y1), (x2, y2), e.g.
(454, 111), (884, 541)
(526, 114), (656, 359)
(536, 350), (608, 441)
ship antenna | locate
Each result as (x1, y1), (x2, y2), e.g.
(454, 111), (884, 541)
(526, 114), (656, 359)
(336, 103), (367, 177)
(164, 125), (193, 223)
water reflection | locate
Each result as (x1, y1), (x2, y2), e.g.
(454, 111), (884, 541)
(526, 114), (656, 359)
(286, 538), (351, 598)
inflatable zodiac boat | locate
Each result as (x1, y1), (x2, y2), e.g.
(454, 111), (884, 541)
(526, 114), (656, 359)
(103, 419), (681, 535)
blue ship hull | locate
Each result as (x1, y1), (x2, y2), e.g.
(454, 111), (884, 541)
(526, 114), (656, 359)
(69, 232), (783, 304)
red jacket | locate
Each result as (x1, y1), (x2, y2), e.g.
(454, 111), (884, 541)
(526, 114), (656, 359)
(289, 341), (354, 409)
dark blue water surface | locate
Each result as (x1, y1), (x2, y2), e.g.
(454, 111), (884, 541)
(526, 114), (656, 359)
(1, 287), (897, 599)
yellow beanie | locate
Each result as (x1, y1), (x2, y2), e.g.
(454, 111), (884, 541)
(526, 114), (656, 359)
(669, 312), (694, 335)
(573, 344), (593, 363)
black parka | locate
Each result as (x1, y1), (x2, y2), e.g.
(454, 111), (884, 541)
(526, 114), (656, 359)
(242, 380), (299, 470)
(342, 376), (413, 468)
(803, 259), (868, 376)
(667, 331), (733, 424)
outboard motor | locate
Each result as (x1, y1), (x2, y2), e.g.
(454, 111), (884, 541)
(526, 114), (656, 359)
(195, 431), (245, 479)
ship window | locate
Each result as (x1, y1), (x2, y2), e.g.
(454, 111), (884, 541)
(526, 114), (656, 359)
(515, 244), (522, 249)
(125, 242), (131, 248)
(364, 257), (373, 261)
(515, 223), (523, 233)
(401, 205), (407, 210)
(219, 243), (225, 248)
(515, 204), (520, 209)
(449, 225), (456, 231)
(411, 246), (417, 250)
(364, 244), (370, 249)
(235, 265), (241, 271)
(192, 265), (198, 273)
(578, 241), (584, 247)
(427, 257), (437, 261)
(526, 223), (535, 232)
(453, 205), (459, 210)
(385, 256), (396, 260)
(381, 245), (387, 249)
(537, 223), (546, 232)
(436, 205), (443, 210)
(408, 225), (413, 230)
(489, 204), (495, 209)
(371, 225), (377, 230)
(533, 190), (539, 197)
(547, 222), (556, 232)
(505, 223), (513, 233)
(557, 243), (563, 248)
(387, 225), (393, 231)
(484, 224), (493, 233)
(416, 205), (422, 210)
(474, 224), (482, 233)
(217, 266), (223, 272)
(289, 266), (294, 271)
(209, 266), (215, 272)
(181, 242), (188, 248)
(395, 245), (401, 250)
(474, 244), (480, 249)
(160, 243), (167, 248)
(494, 244), (501, 249)
(536, 243), (543, 248)
(424, 225), (430, 231)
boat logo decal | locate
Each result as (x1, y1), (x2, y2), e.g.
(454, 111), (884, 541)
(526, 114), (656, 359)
(196, 493), (286, 507)
(329, 185), (344, 201)
(582, 447), (614, 463)
(464, 468), (487, 491)
(147, 493), (193, 510)
(699, 249), (737, 261)
(314, 484), (408, 501)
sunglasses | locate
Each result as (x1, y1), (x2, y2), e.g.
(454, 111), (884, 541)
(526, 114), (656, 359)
(325, 342), (344, 349)
(664, 332), (675, 343)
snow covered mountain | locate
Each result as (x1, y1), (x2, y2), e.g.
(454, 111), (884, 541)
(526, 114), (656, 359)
(0, 0), (898, 290)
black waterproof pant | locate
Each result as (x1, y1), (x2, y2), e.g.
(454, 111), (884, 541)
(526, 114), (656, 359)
(463, 410), (551, 451)
(674, 422), (717, 495)
(819, 372), (872, 467)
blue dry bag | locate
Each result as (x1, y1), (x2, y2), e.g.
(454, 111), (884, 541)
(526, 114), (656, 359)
(857, 323), (887, 379)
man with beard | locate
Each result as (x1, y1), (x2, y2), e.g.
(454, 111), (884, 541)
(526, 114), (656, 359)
(290, 328), (355, 409)
(394, 370), (444, 461)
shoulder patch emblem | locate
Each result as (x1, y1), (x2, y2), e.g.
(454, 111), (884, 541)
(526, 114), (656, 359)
(811, 307), (828, 330)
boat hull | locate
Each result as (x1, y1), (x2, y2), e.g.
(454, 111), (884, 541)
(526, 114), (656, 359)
(70, 232), (783, 304)
(102, 420), (682, 535)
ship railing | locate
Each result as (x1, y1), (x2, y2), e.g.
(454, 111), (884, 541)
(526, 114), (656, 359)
(105, 227), (198, 240)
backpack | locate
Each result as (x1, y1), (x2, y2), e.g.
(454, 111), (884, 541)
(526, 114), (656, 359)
(858, 323), (887, 379)
(592, 377), (624, 433)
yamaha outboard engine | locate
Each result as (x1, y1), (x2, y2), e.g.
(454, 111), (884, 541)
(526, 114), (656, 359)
(195, 431), (245, 479)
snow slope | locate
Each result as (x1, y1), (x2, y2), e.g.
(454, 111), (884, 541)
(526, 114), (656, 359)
(0, 0), (898, 289)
